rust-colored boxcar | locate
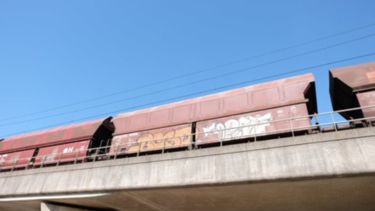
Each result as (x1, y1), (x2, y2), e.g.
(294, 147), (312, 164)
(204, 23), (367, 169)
(196, 104), (310, 144)
(330, 62), (375, 120)
(112, 73), (317, 150)
(0, 118), (113, 169)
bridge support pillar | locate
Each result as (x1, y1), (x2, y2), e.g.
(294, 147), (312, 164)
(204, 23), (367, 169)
(40, 202), (92, 211)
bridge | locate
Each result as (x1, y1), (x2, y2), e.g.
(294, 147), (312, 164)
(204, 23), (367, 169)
(0, 125), (374, 211)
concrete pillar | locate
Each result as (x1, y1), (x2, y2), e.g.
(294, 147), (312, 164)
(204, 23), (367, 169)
(40, 202), (92, 211)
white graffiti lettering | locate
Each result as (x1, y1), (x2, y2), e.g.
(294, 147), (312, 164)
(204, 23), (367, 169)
(203, 113), (272, 140)
(63, 147), (74, 154)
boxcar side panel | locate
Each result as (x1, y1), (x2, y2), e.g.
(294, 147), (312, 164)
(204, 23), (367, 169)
(357, 91), (375, 119)
(34, 140), (90, 165)
(0, 149), (35, 169)
(113, 74), (315, 136)
(110, 124), (192, 155)
(196, 103), (310, 145)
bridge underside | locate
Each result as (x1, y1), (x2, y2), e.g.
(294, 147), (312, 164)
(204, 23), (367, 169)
(0, 174), (374, 211)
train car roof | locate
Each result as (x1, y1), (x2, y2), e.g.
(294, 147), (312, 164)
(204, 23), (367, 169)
(0, 117), (113, 154)
(330, 62), (375, 92)
(113, 73), (317, 135)
(116, 73), (315, 118)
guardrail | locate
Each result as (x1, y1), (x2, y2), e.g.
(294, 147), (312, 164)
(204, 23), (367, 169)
(1, 105), (375, 172)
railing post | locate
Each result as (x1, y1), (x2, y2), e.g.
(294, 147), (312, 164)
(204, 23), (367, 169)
(314, 113), (319, 127)
(25, 158), (29, 170)
(114, 146), (119, 160)
(193, 132), (198, 149)
(56, 152), (61, 166)
(187, 135), (192, 151)
(93, 147), (98, 162)
(162, 137), (166, 154)
(289, 116), (295, 138)
(11, 159), (16, 171)
(254, 124), (257, 142)
(26, 157), (31, 170)
(137, 142), (141, 157)
(330, 112), (338, 132)
(41, 156), (45, 168)
(74, 150), (78, 164)
(369, 116), (374, 127)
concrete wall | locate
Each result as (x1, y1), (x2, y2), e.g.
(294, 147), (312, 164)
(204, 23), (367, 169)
(41, 203), (91, 211)
(0, 127), (374, 197)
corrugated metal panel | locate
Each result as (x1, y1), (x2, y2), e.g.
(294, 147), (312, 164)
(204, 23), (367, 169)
(196, 104), (310, 145)
(113, 73), (316, 135)
(110, 124), (192, 155)
(0, 149), (35, 169)
(0, 118), (111, 154)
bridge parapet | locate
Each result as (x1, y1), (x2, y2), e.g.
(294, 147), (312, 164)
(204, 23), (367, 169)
(0, 127), (374, 197)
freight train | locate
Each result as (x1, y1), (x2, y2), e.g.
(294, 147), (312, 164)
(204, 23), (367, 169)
(1, 62), (375, 171)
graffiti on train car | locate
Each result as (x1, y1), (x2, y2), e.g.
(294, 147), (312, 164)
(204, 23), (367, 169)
(196, 104), (312, 145)
(0, 154), (8, 165)
(43, 148), (59, 162)
(202, 113), (273, 140)
(111, 125), (192, 154)
(62, 145), (85, 154)
(36, 142), (89, 164)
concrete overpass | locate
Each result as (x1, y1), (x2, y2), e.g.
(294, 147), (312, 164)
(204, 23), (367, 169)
(0, 127), (374, 210)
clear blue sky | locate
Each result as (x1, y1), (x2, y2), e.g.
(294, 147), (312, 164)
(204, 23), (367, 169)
(1, 0), (375, 138)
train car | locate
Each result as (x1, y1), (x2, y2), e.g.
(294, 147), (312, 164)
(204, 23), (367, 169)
(110, 73), (317, 155)
(329, 62), (375, 121)
(0, 118), (114, 170)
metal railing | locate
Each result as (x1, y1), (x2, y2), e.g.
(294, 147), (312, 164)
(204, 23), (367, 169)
(1, 105), (375, 172)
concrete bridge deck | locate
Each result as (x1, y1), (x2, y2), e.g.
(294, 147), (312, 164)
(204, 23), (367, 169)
(0, 127), (374, 210)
